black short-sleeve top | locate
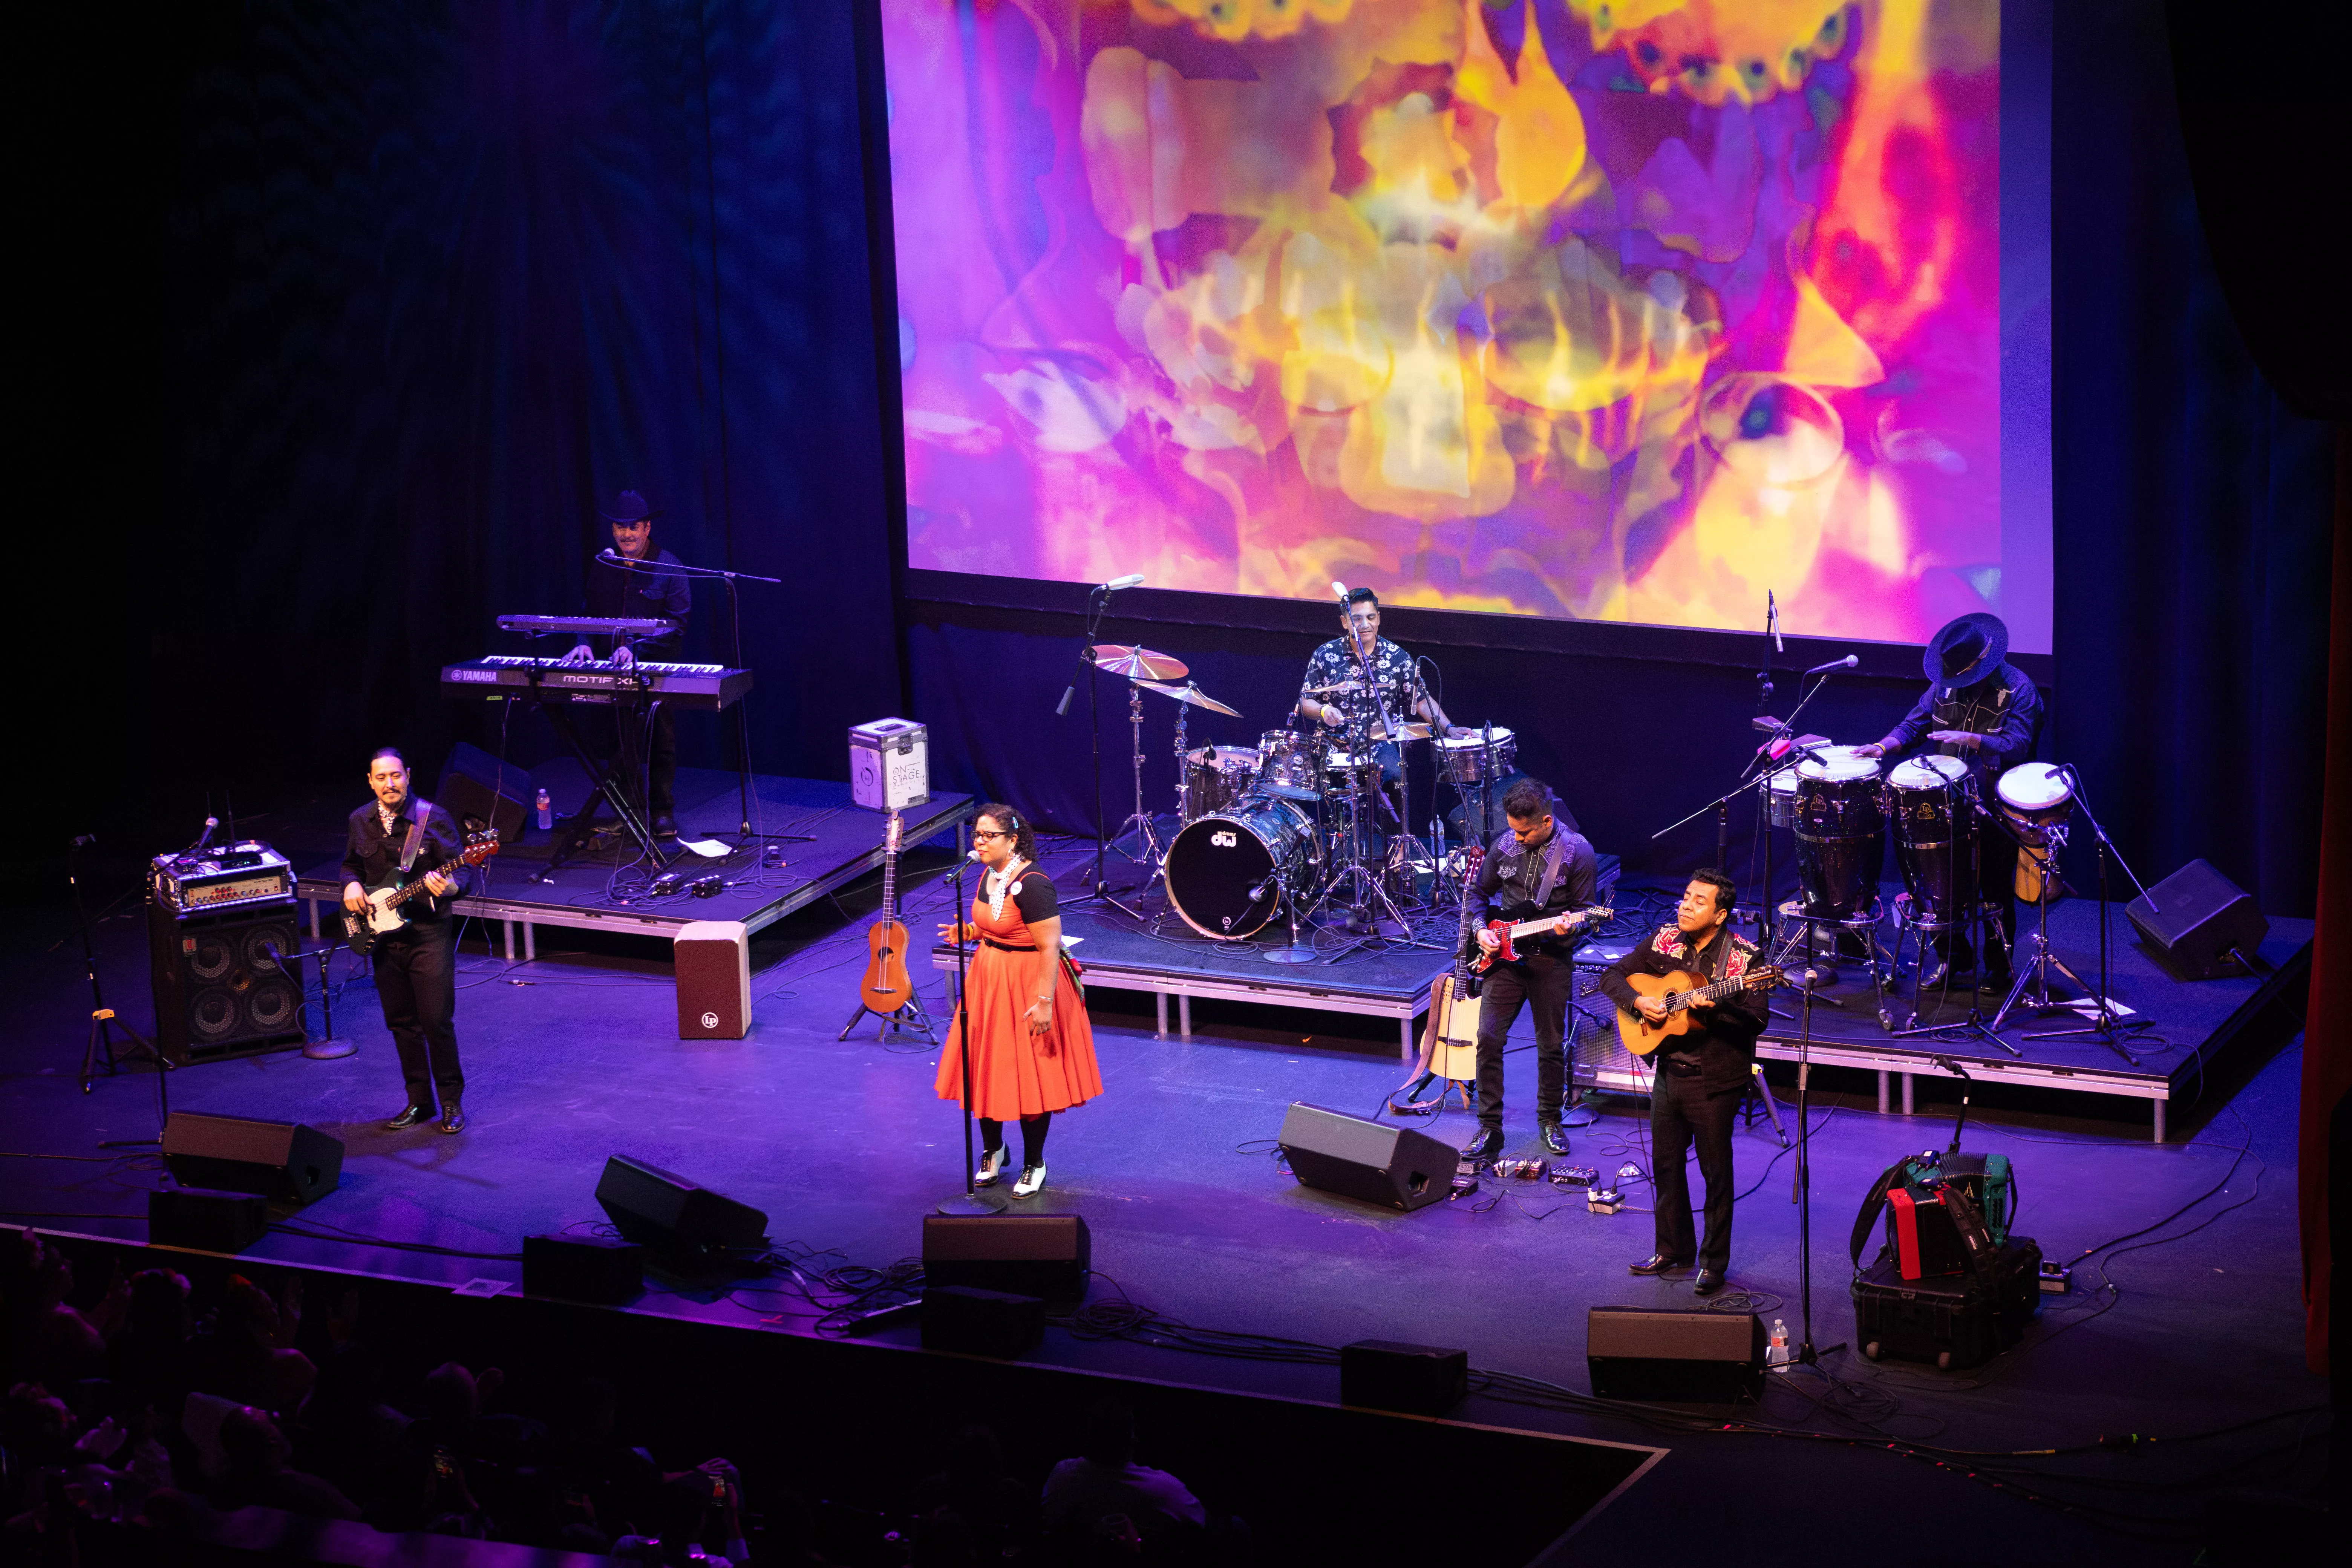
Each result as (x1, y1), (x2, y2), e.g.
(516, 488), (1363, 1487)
(1009, 870), (1058, 924)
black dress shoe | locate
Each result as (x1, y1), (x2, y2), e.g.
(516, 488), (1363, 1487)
(437, 1100), (466, 1135)
(1693, 1269), (1726, 1296)
(1459, 1125), (1502, 1162)
(1539, 1121), (1570, 1156)
(1628, 1254), (1692, 1276)
(385, 1105), (432, 1130)
(652, 813), (680, 839)
(1920, 962), (1970, 991)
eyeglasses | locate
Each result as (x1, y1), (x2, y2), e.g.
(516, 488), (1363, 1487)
(972, 829), (1011, 842)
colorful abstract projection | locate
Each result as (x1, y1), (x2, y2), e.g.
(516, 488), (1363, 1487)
(885, 0), (2002, 643)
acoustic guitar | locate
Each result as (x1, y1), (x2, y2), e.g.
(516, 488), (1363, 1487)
(859, 812), (915, 1014)
(1399, 846), (1485, 1099)
(1614, 964), (1784, 1056)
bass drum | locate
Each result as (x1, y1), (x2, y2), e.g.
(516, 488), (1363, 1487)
(1165, 798), (1319, 939)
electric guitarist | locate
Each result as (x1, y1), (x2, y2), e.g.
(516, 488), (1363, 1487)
(1598, 870), (1770, 1296)
(341, 746), (473, 1136)
(1459, 780), (1603, 1164)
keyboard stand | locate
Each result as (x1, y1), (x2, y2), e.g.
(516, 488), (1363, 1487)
(529, 663), (665, 871)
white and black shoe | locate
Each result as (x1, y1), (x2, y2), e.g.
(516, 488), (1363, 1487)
(974, 1146), (1009, 1187)
(1012, 1164), (1047, 1199)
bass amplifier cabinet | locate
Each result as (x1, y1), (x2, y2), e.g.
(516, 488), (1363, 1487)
(2127, 859), (2269, 980)
(1276, 1102), (1455, 1212)
(162, 1112), (343, 1205)
(1587, 1306), (1764, 1403)
(148, 903), (308, 1063)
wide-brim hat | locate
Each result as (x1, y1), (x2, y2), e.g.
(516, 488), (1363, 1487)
(1923, 611), (2009, 688)
(600, 489), (659, 524)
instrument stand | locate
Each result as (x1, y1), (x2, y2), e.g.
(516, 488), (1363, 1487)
(302, 945), (356, 1059)
(1887, 903), (2022, 1057)
(1987, 822), (2086, 1032)
(2019, 790), (2148, 1062)
(530, 663), (665, 873)
(1105, 681), (1168, 873)
(1740, 1062), (1791, 1148)
(936, 853), (1006, 1216)
(1771, 904), (1896, 1024)
(1790, 970), (1845, 1367)
(69, 841), (165, 1099)
(839, 989), (935, 1044)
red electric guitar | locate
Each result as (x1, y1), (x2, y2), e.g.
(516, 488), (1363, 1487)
(1469, 904), (1614, 972)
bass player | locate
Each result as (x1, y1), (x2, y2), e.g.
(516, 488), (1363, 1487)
(341, 747), (471, 1135)
(1459, 779), (1603, 1164)
(1598, 871), (1768, 1297)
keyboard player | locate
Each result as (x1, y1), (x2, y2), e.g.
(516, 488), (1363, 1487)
(560, 489), (692, 838)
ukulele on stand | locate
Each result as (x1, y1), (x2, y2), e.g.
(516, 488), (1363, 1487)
(841, 811), (935, 1043)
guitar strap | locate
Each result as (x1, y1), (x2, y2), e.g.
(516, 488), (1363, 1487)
(397, 798), (435, 874)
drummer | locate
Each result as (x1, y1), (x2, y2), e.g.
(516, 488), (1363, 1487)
(1855, 612), (2043, 989)
(1295, 589), (1472, 791)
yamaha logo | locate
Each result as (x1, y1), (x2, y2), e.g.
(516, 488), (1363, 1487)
(1211, 831), (1236, 847)
(700, 1011), (719, 1029)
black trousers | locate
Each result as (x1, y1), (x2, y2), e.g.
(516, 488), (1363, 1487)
(376, 921), (463, 1109)
(1473, 952), (1574, 1127)
(1649, 1063), (1740, 1272)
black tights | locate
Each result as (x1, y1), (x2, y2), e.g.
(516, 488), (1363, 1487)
(978, 1113), (1051, 1169)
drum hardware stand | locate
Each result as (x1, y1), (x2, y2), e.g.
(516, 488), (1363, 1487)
(2017, 780), (2150, 1061)
(1105, 681), (1169, 873)
(1054, 582), (1125, 910)
(1770, 903), (1895, 1022)
(1888, 903), (2023, 1056)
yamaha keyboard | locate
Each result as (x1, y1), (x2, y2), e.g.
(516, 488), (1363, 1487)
(441, 654), (753, 710)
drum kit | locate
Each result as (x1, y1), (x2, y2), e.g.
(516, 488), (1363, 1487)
(1080, 642), (1515, 955)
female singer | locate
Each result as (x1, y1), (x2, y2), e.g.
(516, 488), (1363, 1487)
(935, 804), (1101, 1197)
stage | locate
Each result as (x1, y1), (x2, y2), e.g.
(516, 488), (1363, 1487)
(1, 829), (2325, 1565)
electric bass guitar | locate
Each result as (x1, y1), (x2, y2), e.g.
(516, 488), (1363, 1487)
(1397, 847), (1486, 1104)
(1470, 904), (1614, 971)
(343, 828), (501, 958)
(859, 812), (916, 1014)
(1614, 964), (1785, 1055)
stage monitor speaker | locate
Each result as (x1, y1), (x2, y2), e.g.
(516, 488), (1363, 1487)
(1276, 1101), (1454, 1212)
(524, 1234), (645, 1304)
(149, 1187), (268, 1254)
(1341, 1339), (1467, 1415)
(147, 903), (307, 1064)
(921, 1214), (1091, 1304)
(2127, 859), (2269, 980)
(594, 1155), (769, 1266)
(1587, 1306), (1763, 1403)
(162, 1112), (345, 1205)
(675, 922), (750, 1039)
(922, 1284), (1046, 1357)
(436, 740), (529, 843)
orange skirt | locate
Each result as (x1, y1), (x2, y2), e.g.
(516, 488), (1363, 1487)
(934, 941), (1101, 1121)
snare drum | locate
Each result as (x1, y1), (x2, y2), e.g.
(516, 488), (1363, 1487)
(1793, 751), (1883, 919)
(1323, 749), (1386, 807)
(1183, 745), (1259, 820)
(1766, 765), (1801, 828)
(1256, 730), (1321, 801)
(1436, 728), (1516, 786)
(1886, 755), (1974, 927)
(1995, 762), (2075, 903)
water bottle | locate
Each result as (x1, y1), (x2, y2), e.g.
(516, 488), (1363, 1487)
(536, 788), (552, 831)
(1766, 1317), (1792, 1368)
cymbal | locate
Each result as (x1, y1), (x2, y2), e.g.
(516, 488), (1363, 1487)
(1303, 680), (1362, 696)
(1372, 722), (1434, 741)
(1137, 679), (1242, 718)
(1091, 643), (1188, 681)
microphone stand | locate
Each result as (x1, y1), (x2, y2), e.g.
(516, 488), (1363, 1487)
(938, 853), (1006, 1216)
(1791, 967), (1843, 1366)
(1056, 584), (1121, 908)
(2022, 767), (2153, 1061)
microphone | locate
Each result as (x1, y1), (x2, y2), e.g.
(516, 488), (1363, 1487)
(1804, 968), (1819, 988)
(191, 816), (219, 854)
(967, 847), (984, 862)
(1332, 580), (1349, 602)
(1804, 654), (1860, 675)
(1768, 590), (1782, 653)
(1246, 873), (1278, 903)
(1100, 573), (1145, 591)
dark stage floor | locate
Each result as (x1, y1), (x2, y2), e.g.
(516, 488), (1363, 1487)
(1, 836), (2329, 1564)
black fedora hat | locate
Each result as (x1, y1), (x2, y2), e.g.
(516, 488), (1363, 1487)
(599, 489), (659, 524)
(1923, 611), (2008, 688)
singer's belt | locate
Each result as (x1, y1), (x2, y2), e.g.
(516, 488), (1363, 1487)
(982, 938), (1038, 954)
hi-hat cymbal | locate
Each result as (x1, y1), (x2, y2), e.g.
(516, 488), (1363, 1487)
(1372, 722), (1434, 741)
(1090, 643), (1188, 681)
(1303, 679), (1362, 696)
(1136, 679), (1242, 718)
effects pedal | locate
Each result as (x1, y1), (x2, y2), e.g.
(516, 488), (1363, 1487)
(1549, 1164), (1599, 1187)
(1587, 1186), (1624, 1215)
(2038, 1260), (2072, 1294)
